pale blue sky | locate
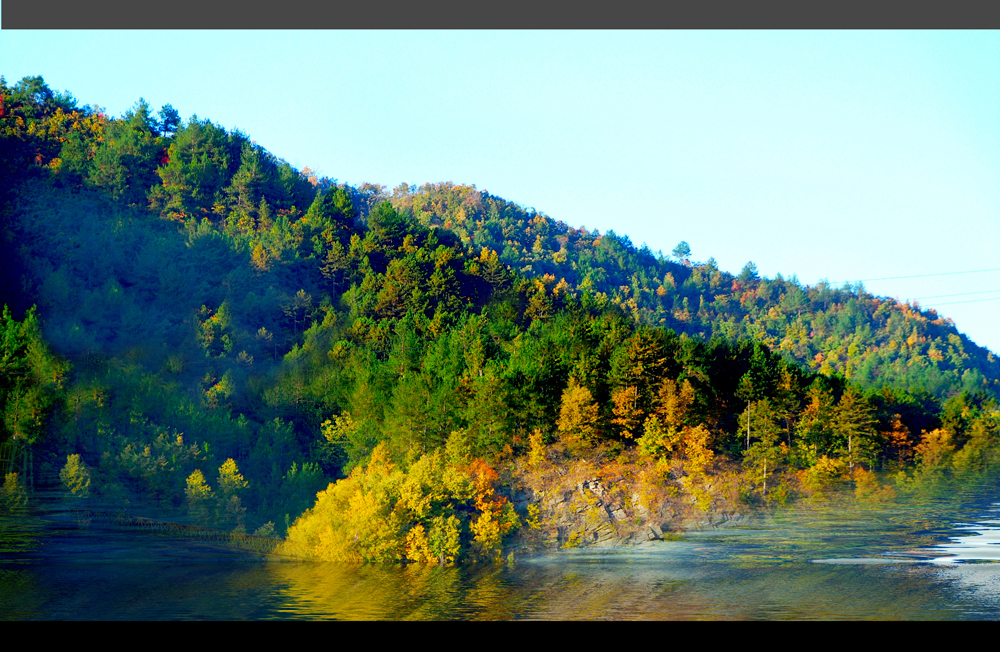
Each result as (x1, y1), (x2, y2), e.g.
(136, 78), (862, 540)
(3, 30), (998, 353)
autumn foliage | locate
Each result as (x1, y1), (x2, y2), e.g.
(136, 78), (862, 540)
(284, 444), (516, 563)
(3, 76), (1000, 563)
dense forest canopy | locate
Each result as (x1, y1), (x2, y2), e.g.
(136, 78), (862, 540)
(2, 75), (999, 563)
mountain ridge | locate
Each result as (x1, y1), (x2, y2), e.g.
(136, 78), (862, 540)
(3, 75), (999, 563)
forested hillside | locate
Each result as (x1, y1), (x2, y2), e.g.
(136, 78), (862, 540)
(3, 76), (999, 563)
(382, 182), (1000, 398)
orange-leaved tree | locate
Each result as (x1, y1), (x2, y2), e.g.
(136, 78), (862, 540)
(468, 458), (519, 561)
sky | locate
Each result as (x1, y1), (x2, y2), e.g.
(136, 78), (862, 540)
(2, 30), (998, 354)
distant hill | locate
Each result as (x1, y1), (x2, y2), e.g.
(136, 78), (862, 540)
(384, 181), (1000, 400)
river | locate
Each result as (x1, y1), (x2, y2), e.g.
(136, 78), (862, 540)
(5, 483), (1000, 620)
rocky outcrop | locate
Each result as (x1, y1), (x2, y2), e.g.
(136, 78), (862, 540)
(516, 480), (677, 551)
(507, 454), (752, 553)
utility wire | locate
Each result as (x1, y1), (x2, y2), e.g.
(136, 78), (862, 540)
(927, 296), (1000, 307)
(914, 289), (1000, 300)
(834, 267), (1000, 284)
(866, 268), (1000, 282)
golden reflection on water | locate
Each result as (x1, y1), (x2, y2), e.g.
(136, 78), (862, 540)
(253, 492), (999, 619)
(266, 559), (574, 620)
(266, 560), (514, 620)
(257, 544), (958, 620)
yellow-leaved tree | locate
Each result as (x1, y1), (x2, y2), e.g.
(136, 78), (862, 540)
(284, 443), (406, 562)
(1, 473), (28, 511)
(217, 458), (249, 533)
(60, 454), (91, 498)
(680, 424), (715, 511)
(556, 378), (601, 454)
(185, 469), (214, 524)
(285, 443), (518, 565)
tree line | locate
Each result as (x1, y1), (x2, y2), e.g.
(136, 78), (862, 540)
(1, 75), (998, 563)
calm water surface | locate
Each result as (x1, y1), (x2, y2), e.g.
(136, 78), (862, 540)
(6, 486), (1000, 620)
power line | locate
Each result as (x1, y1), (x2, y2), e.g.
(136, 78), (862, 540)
(914, 289), (1000, 300)
(827, 267), (1000, 285)
(862, 268), (1000, 282)
(928, 296), (1000, 307)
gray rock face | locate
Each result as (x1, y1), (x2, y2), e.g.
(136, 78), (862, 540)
(513, 478), (663, 550)
(511, 470), (749, 554)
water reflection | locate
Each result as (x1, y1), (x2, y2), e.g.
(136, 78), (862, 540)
(8, 492), (1000, 619)
(921, 506), (1000, 565)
